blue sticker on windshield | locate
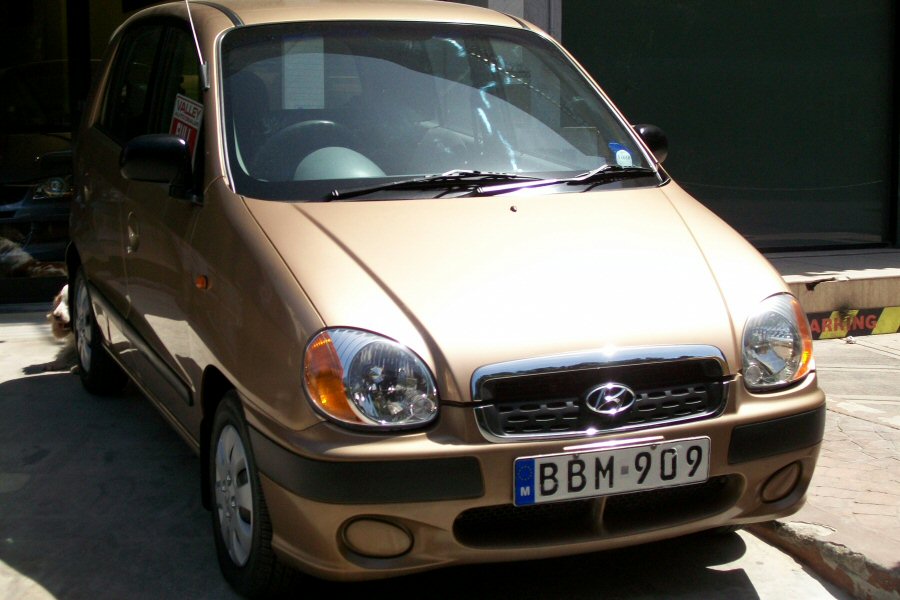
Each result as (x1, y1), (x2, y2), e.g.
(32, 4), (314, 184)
(609, 142), (633, 167)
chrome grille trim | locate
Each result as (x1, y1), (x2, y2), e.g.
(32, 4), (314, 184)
(471, 345), (731, 442)
(471, 345), (728, 399)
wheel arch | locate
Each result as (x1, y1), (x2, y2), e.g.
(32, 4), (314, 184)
(200, 366), (236, 510)
(65, 244), (77, 313)
(65, 243), (81, 277)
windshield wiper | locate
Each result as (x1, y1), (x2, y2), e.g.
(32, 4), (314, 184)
(474, 164), (658, 196)
(566, 164), (657, 184)
(329, 170), (542, 200)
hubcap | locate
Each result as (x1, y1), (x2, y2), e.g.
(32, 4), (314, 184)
(214, 424), (254, 566)
(74, 277), (92, 370)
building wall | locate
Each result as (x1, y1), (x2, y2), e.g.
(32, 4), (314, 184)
(560, 1), (896, 249)
(456, 0), (561, 39)
(458, 0), (898, 249)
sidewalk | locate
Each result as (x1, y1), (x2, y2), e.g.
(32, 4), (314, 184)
(749, 333), (900, 599)
(752, 248), (900, 599)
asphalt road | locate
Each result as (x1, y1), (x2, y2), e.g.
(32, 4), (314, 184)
(0, 309), (849, 600)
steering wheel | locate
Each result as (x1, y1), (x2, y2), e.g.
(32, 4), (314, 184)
(250, 120), (357, 181)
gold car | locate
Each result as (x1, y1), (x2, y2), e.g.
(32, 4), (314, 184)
(69, 0), (825, 596)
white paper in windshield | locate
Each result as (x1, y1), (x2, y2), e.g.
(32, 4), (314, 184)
(283, 37), (324, 109)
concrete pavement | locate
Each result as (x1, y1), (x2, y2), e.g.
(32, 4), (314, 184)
(758, 249), (900, 599)
(0, 308), (240, 600)
(749, 333), (900, 600)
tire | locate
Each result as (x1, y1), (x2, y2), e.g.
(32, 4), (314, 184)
(210, 391), (296, 597)
(71, 268), (128, 395)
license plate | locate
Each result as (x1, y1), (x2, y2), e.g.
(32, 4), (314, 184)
(513, 437), (710, 506)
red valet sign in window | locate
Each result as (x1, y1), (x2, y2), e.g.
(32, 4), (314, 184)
(170, 94), (203, 160)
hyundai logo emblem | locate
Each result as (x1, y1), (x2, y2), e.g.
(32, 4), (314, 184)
(585, 383), (636, 416)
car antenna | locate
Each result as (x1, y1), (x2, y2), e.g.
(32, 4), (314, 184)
(185, 0), (210, 90)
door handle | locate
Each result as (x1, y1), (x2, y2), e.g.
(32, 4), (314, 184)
(126, 211), (140, 254)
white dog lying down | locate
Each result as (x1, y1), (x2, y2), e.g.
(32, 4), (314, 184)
(20, 285), (77, 375)
(48, 284), (72, 340)
(24, 284), (79, 374)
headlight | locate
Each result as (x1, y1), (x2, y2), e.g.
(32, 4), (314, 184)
(742, 294), (813, 392)
(304, 328), (439, 429)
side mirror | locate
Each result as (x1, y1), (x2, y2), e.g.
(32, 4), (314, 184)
(633, 124), (668, 164)
(120, 134), (195, 199)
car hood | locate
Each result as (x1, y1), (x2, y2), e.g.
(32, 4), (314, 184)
(245, 184), (781, 401)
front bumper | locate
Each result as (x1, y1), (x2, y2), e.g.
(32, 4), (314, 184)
(249, 429), (484, 503)
(250, 375), (825, 581)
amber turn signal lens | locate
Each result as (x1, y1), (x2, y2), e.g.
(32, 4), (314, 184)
(791, 297), (814, 381)
(304, 332), (359, 423)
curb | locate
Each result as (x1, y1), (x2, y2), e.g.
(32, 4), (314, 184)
(748, 522), (900, 600)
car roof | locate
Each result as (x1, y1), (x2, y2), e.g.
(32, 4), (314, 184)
(142, 0), (527, 30)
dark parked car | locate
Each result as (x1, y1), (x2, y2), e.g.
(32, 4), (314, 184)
(0, 60), (95, 278)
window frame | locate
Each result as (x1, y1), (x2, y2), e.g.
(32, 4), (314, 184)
(98, 20), (166, 145)
(98, 17), (205, 148)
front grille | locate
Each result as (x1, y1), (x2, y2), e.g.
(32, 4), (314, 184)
(454, 476), (739, 547)
(454, 498), (597, 546)
(473, 348), (730, 439)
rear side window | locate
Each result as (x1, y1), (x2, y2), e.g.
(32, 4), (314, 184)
(100, 24), (164, 144)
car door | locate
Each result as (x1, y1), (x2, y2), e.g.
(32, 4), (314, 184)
(78, 23), (163, 323)
(120, 23), (205, 429)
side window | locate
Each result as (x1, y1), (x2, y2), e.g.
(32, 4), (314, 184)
(100, 25), (163, 144)
(155, 28), (204, 164)
(155, 28), (202, 134)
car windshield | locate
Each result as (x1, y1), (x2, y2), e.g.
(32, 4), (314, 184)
(221, 21), (658, 200)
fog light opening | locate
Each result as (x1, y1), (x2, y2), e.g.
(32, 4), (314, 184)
(761, 462), (802, 503)
(342, 518), (413, 559)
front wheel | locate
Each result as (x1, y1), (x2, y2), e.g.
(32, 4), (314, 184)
(71, 268), (127, 395)
(210, 391), (296, 597)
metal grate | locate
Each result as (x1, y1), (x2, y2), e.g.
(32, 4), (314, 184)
(474, 356), (728, 439)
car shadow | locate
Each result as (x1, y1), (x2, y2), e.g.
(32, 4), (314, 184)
(0, 372), (239, 600)
(1, 371), (767, 600)
(323, 531), (757, 600)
